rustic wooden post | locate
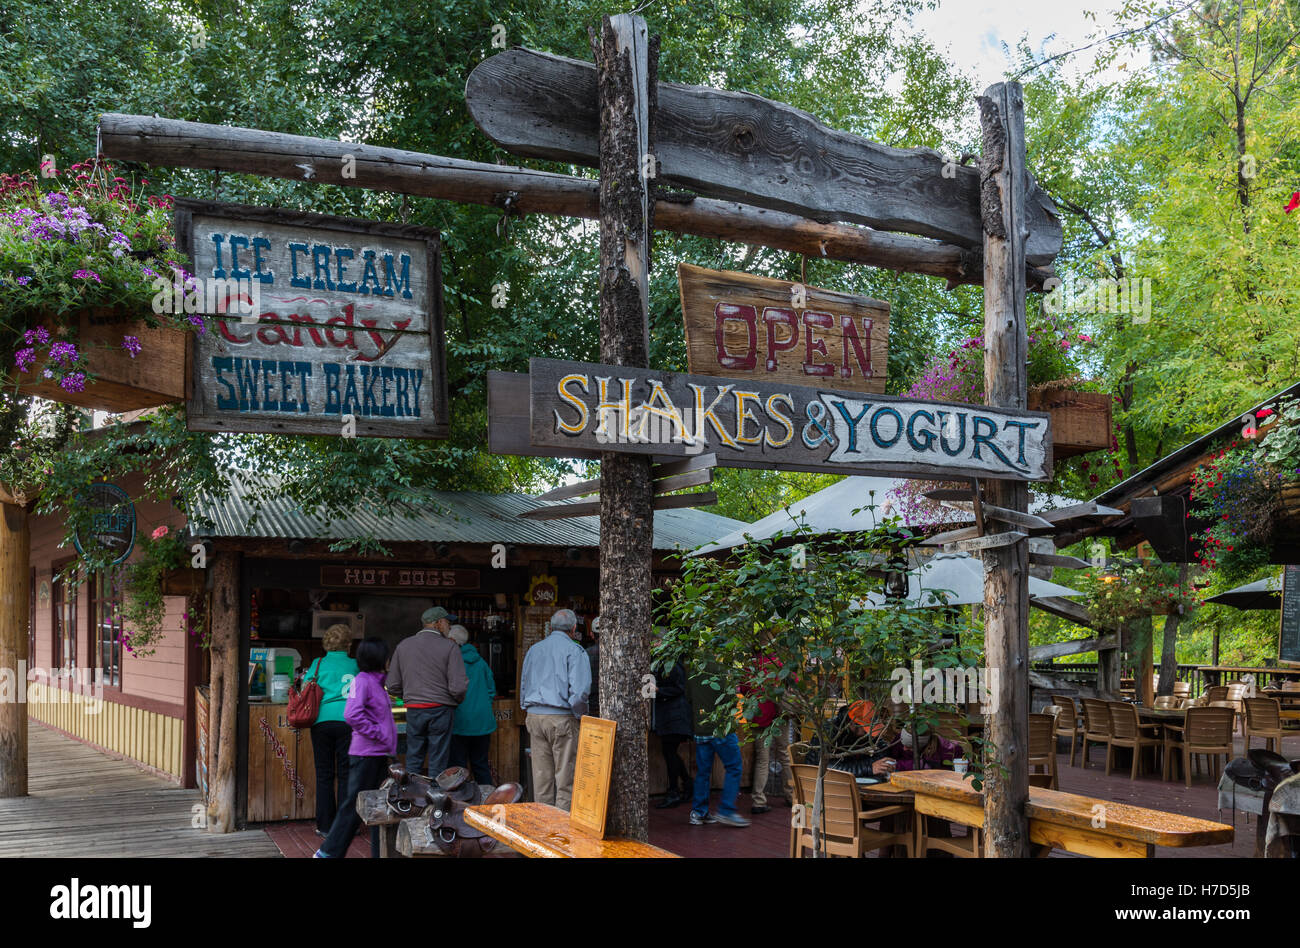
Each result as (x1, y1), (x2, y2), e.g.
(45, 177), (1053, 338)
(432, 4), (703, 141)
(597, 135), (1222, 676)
(207, 551), (240, 831)
(592, 12), (656, 841)
(0, 492), (30, 798)
(978, 81), (1030, 857)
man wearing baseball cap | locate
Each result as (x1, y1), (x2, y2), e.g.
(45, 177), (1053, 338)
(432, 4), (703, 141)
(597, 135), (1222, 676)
(387, 605), (469, 778)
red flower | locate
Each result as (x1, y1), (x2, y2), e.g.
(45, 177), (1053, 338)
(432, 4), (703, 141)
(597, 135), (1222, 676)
(1286, 191), (1300, 214)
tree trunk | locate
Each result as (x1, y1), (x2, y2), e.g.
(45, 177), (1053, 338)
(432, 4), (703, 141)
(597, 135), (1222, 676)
(977, 81), (1030, 858)
(593, 13), (656, 842)
(1157, 564), (1187, 697)
(207, 551), (240, 832)
(0, 498), (30, 798)
(1138, 617), (1155, 708)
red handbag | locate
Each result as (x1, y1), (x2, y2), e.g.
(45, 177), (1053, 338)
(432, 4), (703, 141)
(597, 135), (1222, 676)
(287, 658), (324, 729)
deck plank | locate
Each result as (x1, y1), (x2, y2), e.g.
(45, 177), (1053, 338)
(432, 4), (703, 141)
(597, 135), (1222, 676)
(0, 723), (280, 858)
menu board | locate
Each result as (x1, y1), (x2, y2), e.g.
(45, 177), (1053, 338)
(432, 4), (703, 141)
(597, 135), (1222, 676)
(569, 716), (617, 838)
(1281, 565), (1300, 665)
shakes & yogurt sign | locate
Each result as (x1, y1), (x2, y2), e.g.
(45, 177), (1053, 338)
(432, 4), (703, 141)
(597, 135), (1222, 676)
(529, 358), (1053, 481)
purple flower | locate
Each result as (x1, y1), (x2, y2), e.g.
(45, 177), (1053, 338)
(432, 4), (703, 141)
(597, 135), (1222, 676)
(48, 341), (78, 366)
(14, 348), (36, 373)
(72, 269), (101, 282)
(22, 327), (49, 345)
(45, 192), (69, 209)
(121, 335), (142, 358)
(187, 314), (206, 334)
(15, 276), (30, 286)
(59, 372), (86, 393)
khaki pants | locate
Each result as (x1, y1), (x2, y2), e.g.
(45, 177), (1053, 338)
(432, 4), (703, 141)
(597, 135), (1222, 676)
(750, 722), (793, 808)
(526, 713), (580, 810)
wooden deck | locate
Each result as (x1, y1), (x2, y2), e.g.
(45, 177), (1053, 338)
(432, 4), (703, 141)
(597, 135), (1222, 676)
(0, 723), (280, 857)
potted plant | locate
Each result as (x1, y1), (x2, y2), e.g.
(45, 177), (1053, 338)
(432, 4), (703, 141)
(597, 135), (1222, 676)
(1, 158), (198, 411)
(1079, 561), (1199, 626)
(893, 311), (1120, 527)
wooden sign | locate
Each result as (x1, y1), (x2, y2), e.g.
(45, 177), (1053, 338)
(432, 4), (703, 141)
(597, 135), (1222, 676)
(465, 49), (1063, 266)
(528, 358), (1053, 481)
(677, 264), (889, 394)
(526, 574), (558, 606)
(319, 565), (479, 591)
(569, 716), (617, 838)
(175, 199), (449, 439)
(1281, 565), (1300, 665)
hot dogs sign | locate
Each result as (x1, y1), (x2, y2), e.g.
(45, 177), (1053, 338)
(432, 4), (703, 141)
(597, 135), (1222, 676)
(529, 358), (1053, 481)
(177, 199), (449, 438)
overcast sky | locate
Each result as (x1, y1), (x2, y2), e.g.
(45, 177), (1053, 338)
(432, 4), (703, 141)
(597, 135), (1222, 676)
(911, 0), (1139, 86)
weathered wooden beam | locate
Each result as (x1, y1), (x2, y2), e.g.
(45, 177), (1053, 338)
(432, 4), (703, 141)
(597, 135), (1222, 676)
(1027, 670), (1112, 701)
(0, 500), (29, 798)
(652, 453), (717, 478)
(923, 523), (981, 546)
(1028, 635), (1118, 661)
(465, 48), (1063, 265)
(1028, 551), (1091, 570)
(1030, 595), (1094, 627)
(594, 13), (656, 843)
(521, 489), (717, 521)
(534, 466), (711, 504)
(1036, 500), (1125, 524)
(978, 81), (1031, 859)
(945, 530), (1026, 554)
(940, 500), (1052, 531)
(207, 551), (240, 832)
(97, 114), (1051, 288)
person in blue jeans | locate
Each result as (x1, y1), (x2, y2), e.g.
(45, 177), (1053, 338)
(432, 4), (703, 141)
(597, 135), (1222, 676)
(685, 660), (751, 828)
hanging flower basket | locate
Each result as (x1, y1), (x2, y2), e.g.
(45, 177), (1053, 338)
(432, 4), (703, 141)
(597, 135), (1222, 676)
(14, 307), (187, 412)
(1027, 385), (1113, 458)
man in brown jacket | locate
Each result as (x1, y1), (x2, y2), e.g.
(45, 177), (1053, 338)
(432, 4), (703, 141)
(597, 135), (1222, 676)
(388, 606), (469, 778)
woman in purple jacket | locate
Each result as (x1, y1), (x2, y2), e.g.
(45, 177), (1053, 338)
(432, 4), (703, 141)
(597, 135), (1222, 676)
(315, 637), (397, 858)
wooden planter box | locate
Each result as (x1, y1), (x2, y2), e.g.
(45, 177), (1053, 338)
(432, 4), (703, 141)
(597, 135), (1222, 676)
(1027, 388), (1112, 459)
(16, 308), (187, 413)
(1280, 483), (1300, 529)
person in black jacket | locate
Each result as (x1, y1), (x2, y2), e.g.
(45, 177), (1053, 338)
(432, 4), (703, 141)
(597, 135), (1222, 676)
(653, 658), (692, 808)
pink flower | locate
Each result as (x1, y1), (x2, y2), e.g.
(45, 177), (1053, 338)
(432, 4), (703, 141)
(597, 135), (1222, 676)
(1257, 408), (1274, 419)
(151, 525), (170, 540)
(1078, 333), (1091, 342)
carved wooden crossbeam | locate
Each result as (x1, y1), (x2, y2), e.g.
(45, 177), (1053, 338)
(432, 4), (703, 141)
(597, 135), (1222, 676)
(521, 454), (717, 520)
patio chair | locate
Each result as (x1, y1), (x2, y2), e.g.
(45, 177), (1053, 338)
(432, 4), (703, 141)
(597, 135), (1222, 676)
(1152, 695), (1187, 710)
(1028, 713), (1059, 789)
(1205, 685), (1229, 703)
(1244, 697), (1286, 754)
(1172, 681), (1191, 699)
(1051, 694), (1085, 766)
(1163, 706), (1235, 787)
(1106, 701), (1162, 780)
(1080, 698), (1112, 769)
(1225, 683), (1249, 735)
(788, 764), (912, 858)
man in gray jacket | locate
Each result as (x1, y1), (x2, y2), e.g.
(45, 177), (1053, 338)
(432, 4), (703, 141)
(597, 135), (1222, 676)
(520, 608), (591, 810)
(388, 606), (469, 778)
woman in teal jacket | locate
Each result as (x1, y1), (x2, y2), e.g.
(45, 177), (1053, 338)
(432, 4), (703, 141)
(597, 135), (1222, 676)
(447, 625), (496, 784)
(307, 624), (361, 835)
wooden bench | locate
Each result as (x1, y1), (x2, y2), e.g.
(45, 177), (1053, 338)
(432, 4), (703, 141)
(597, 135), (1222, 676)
(462, 803), (678, 858)
(890, 770), (1234, 858)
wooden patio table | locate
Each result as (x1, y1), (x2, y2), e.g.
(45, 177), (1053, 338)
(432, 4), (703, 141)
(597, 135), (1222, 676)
(890, 769), (1234, 857)
(462, 802), (678, 858)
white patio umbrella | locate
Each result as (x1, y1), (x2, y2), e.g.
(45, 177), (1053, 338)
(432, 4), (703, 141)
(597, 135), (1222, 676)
(857, 552), (1084, 609)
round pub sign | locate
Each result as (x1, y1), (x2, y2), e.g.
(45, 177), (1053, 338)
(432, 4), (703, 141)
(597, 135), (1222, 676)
(73, 483), (137, 565)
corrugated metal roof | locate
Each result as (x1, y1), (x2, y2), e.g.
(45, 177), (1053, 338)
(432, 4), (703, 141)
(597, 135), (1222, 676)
(191, 474), (747, 553)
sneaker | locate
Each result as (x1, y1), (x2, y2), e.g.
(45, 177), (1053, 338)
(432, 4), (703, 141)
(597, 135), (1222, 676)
(714, 811), (751, 828)
(750, 804), (771, 814)
(312, 849), (329, 858)
(689, 810), (717, 825)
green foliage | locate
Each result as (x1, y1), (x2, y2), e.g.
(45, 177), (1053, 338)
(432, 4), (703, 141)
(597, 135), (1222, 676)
(1258, 398), (1300, 480)
(117, 527), (188, 656)
(1189, 437), (1280, 579)
(661, 510), (987, 836)
(1077, 561), (1197, 629)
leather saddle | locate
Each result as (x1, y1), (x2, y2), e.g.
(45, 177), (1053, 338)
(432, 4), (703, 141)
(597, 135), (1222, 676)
(1225, 749), (1299, 856)
(385, 765), (481, 817)
(425, 774), (524, 858)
